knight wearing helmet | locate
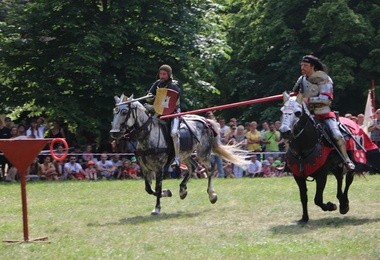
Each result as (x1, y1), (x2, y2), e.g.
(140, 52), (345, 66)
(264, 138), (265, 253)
(292, 55), (355, 170)
(146, 64), (182, 166)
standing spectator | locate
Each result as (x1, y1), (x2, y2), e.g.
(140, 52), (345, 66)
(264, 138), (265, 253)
(84, 161), (98, 180)
(205, 112), (225, 178)
(0, 118), (12, 180)
(218, 117), (230, 145)
(96, 153), (116, 180)
(37, 117), (47, 137)
(10, 126), (18, 138)
(245, 155), (262, 178)
(368, 109), (380, 147)
(26, 118), (44, 138)
(357, 114), (365, 129)
(46, 120), (66, 139)
(17, 124), (26, 137)
(260, 121), (269, 155)
(64, 156), (86, 180)
(262, 122), (280, 159)
(228, 125), (247, 178)
(246, 121), (262, 154)
(229, 118), (237, 127)
(39, 156), (59, 180)
(224, 124), (237, 144)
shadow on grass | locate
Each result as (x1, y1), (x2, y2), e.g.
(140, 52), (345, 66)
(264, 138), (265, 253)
(270, 216), (380, 235)
(87, 208), (214, 227)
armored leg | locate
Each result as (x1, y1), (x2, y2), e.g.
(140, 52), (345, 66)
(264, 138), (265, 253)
(171, 117), (180, 165)
(325, 118), (355, 170)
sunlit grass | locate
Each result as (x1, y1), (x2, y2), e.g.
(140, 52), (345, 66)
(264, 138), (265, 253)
(0, 175), (379, 259)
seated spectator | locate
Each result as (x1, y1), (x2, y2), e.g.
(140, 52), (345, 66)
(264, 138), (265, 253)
(246, 155), (262, 178)
(85, 160), (98, 180)
(261, 160), (272, 177)
(5, 165), (18, 182)
(119, 159), (140, 179)
(27, 157), (40, 181)
(39, 155), (59, 180)
(82, 144), (95, 166)
(96, 153), (116, 180)
(130, 157), (141, 177)
(64, 156), (86, 180)
(110, 154), (123, 178)
(223, 161), (235, 178)
(272, 159), (285, 177)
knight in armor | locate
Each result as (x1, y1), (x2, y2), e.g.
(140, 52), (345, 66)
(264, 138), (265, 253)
(292, 55), (355, 170)
(146, 64), (182, 166)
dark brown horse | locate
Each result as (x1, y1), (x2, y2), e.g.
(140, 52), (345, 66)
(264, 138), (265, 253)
(279, 92), (380, 224)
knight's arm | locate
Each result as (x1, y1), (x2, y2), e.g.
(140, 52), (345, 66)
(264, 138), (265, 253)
(292, 76), (303, 93)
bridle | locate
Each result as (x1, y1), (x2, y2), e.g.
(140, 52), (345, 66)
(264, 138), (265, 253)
(116, 103), (152, 140)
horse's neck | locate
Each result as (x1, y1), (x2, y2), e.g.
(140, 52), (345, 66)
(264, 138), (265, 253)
(135, 113), (169, 149)
(292, 113), (320, 152)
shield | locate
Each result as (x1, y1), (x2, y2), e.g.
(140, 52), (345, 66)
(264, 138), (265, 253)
(153, 88), (179, 115)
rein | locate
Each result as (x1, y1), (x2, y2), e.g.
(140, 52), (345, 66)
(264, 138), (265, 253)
(122, 104), (170, 157)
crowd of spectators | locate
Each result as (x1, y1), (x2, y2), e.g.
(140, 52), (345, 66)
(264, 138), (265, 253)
(1, 109), (378, 182)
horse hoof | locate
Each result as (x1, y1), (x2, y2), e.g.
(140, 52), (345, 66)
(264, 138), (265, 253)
(151, 209), (160, 215)
(162, 189), (172, 197)
(339, 205), (349, 214)
(209, 194), (218, 204)
(297, 218), (309, 225)
(179, 191), (188, 200)
(326, 202), (337, 211)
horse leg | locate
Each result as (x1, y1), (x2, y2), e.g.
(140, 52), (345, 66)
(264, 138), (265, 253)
(314, 173), (337, 212)
(339, 171), (354, 214)
(294, 176), (309, 224)
(205, 161), (217, 204)
(151, 170), (163, 215)
(144, 176), (155, 195)
(207, 173), (218, 204)
(179, 171), (191, 200)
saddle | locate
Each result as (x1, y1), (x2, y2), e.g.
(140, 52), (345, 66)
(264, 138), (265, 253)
(178, 115), (215, 151)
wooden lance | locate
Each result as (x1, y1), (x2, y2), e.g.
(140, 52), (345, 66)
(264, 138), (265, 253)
(161, 93), (292, 119)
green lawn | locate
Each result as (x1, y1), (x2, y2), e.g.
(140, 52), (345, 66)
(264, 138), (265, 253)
(1, 175), (379, 259)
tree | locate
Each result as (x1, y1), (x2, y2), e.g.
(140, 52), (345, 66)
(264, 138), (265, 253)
(0, 0), (227, 144)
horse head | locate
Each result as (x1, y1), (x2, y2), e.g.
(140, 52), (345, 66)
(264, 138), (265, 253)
(110, 94), (147, 139)
(279, 92), (304, 139)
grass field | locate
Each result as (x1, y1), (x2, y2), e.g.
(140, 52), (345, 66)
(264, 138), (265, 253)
(0, 175), (379, 259)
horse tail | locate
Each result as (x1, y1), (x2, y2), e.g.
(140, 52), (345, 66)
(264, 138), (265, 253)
(206, 119), (249, 166)
(212, 141), (249, 166)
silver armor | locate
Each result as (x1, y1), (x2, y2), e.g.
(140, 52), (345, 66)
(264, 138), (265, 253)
(293, 71), (355, 170)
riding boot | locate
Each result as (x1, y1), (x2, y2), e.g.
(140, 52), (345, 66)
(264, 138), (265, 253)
(172, 134), (180, 166)
(335, 137), (355, 170)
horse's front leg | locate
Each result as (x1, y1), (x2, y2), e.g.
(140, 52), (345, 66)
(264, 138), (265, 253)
(144, 173), (156, 195)
(294, 176), (309, 224)
(339, 170), (354, 214)
(151, 170), (163, 215)
(314, 173), (337, 212)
